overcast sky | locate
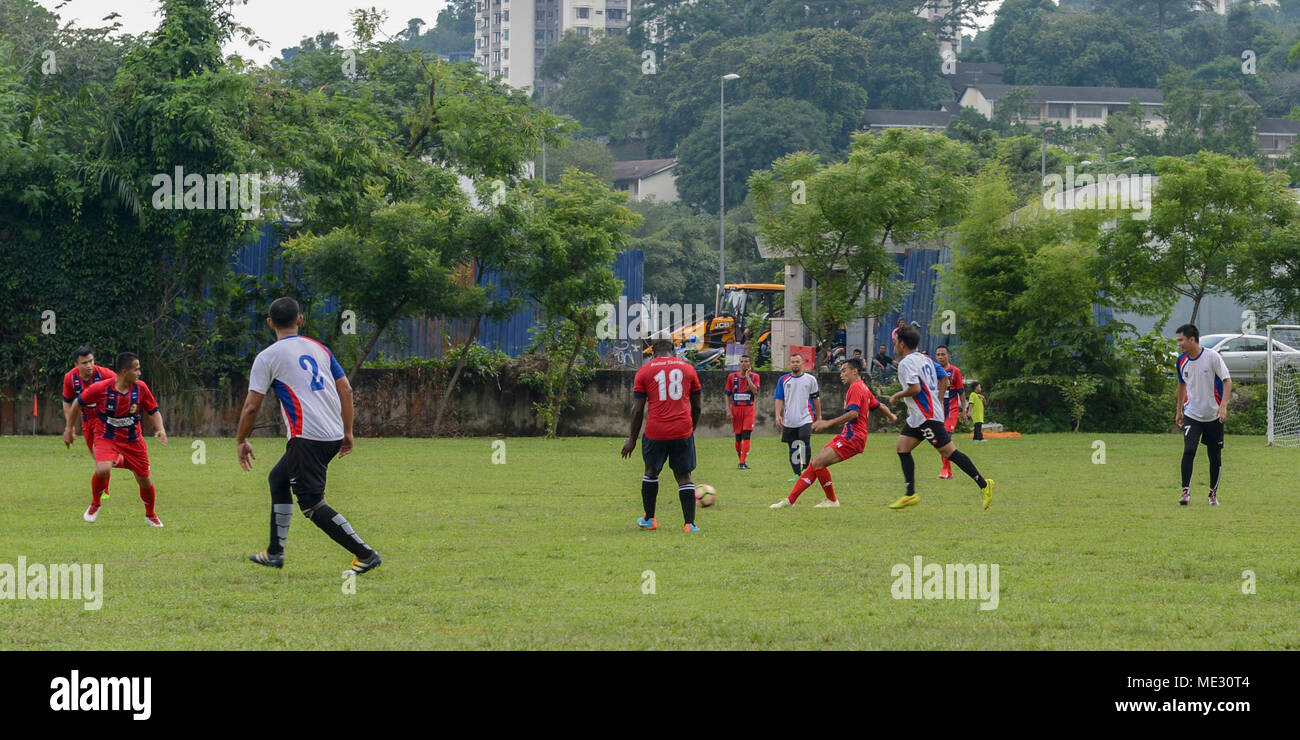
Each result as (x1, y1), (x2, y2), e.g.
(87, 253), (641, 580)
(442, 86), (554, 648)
(38, 0), (452, 65)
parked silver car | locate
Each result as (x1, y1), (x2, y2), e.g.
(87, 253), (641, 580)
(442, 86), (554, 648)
(1193, 334), (1300, 383)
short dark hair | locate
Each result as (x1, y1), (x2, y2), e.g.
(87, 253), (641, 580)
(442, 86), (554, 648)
(73, 345), (94, 362)
(936, 344), (949, 353)
(897, 326), (920, 350)
(1175, 323), (1199, 341)
(852, 348), (862, 355)
(972, 381), (983, 393)
(269, 297), (301, 329)
(650, 338), (674, 356)
(740, 354), (751, 360)
(844, 357), (865, 373)
(115, 352), (138, 372)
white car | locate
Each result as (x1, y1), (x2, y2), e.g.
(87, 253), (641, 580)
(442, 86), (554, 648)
(1192, 334), (1300, 383)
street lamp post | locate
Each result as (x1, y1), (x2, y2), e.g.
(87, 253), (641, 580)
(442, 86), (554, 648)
(719, 73), (739, 315)
(1079, 154), (1137, 177)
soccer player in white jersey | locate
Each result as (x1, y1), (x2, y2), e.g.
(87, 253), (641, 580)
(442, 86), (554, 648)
(774, 352), (823, 480)
(887, 326), (994, 510)
(235, 297), (381, 574)
(1174, 323), (1231, 506)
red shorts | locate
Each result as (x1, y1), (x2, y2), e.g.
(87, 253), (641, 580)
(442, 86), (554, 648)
(730, 404), (755, 434)
(944, 408), (959, 434)
(82, 420), (98, 454)
(94, 437), (150, 477)
(825, 433), (866, 461)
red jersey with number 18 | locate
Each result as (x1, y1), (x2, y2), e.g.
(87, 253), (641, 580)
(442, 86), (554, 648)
(634, 356), (702, 440)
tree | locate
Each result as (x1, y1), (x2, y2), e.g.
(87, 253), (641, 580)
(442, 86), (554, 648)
(852, 12), (953, 111)
(677, 96), (831, 213)
(514, 171), (642, 437)
(1156, 70), (1263, 158)
(751, 129), (972, 349)
(998, 11), (1169, 87)
(1092, 0), (1211, 39)
(540, 33), (641, 138)
(1100, 152), (1298, 326)
(541, 138), (615, 185)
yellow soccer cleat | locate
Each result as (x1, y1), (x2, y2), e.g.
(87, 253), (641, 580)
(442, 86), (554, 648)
(889, 494), (919, 510)
(982, 479), (995, 510)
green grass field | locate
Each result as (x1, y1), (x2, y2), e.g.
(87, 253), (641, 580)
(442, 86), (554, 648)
(1, 433), (1297, 650)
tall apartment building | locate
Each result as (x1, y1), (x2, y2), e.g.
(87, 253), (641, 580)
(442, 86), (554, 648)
(474, 0), (635, 94)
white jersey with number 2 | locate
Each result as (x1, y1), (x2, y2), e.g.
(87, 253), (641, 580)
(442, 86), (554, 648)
(249, 335), (347, 442)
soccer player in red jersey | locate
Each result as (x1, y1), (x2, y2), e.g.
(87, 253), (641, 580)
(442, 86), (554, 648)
(771, 358), (897, 509)
(622, 331), (703, 532)
(935, 345), (966, 479)
(62, 352), (169, 526)
(725, 354), (760, 469)
(61, 346), (116, 455)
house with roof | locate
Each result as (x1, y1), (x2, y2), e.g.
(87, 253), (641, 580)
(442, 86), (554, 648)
(862, 109), (954, 132)
(612, 158), (678, 203)
(1258, 118), (1300, 158)
(958, 83), (1167, 131)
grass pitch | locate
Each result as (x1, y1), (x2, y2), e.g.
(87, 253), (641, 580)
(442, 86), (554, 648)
(1, 432), (1296, 650)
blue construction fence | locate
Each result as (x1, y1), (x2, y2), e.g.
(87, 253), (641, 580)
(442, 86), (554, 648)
(871, 247), (1113, 361)
(232, 224), (643, 360)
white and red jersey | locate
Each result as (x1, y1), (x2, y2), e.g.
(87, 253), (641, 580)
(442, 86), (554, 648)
(634, 355), (702, 440)
(63, 365), (116, 423)
(1178, 347), (1230, 423)
(898, 351), (945, 426)
(249, 335), (347, 441)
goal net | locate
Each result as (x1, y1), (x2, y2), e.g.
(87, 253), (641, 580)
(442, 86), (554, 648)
(1267, 325), (1300, 447)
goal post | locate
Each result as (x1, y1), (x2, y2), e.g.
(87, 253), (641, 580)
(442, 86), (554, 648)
(1267, 325), (1300, 447)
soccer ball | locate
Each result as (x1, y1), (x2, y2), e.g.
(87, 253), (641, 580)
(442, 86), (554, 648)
(695, 484), (717, 507)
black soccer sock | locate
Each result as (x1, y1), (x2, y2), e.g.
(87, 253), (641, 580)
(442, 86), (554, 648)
(947, 449), (986, 489)
(307, 505), (373, 559)
(898, 451), (915, 495)
(1181, 449), (1195, 489)
(1207, 445), (1222, 492)
(641, 477), (659, 518)
(678, 483), (696, 526)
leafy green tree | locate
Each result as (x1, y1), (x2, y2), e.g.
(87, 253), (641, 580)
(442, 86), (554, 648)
(999, 11), (1169, 87)
(540, 33), (641, 138)
(751, 129), (972, 349)
(541, 138), (615, 185)
(1099, 152), (1298, 326)
(853, 12), (953, 111)
(1156, 69), (1263, 158)
(676, 96), (832, 213)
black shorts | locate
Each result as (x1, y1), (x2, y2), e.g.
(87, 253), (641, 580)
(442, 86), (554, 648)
(781, 423), (813, 444)
(270, 437), (342, 499)
(642, 435), (696, 475)
(901, 419), (952, 448)
(1183, 418), (1225, 449)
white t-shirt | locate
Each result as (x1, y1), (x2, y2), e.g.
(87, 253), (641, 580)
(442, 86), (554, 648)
(775, 371), (819, 427)
(898, 351), (946, 427)
(1178, 347), (1230, 423)
(249, 335), (347, 441)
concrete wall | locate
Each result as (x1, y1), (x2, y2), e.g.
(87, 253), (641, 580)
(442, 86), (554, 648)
(5, 369), (898, 439)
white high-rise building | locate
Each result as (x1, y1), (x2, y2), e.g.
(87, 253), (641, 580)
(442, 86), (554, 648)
(475, 0), (635, 94)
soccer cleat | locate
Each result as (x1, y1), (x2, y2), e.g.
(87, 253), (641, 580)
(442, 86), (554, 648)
(637, 516), (658, 530)
(683, 523), (699, 532)
(938, 472), (953, 479)
(770, 498), (794, 509)
(738, 462), (750, 470)
(1179, 489), (1190, 506)
(83, 504), (100, 523)
(1209, 492), (1219, 506)
(786, 475), (799, 483)
(145, 514), (164, 528)
(349, 550), (382, 574)
(889, 494), (919, 510)
(248, 550), (284, 568)
(814, 499), (840, 508)
(981, 479), (995, 510)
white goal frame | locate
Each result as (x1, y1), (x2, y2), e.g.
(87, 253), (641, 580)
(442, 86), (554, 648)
(1267, 325), (1300, 447)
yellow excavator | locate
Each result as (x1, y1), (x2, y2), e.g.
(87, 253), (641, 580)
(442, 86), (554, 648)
(644, 283), (784, 367)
